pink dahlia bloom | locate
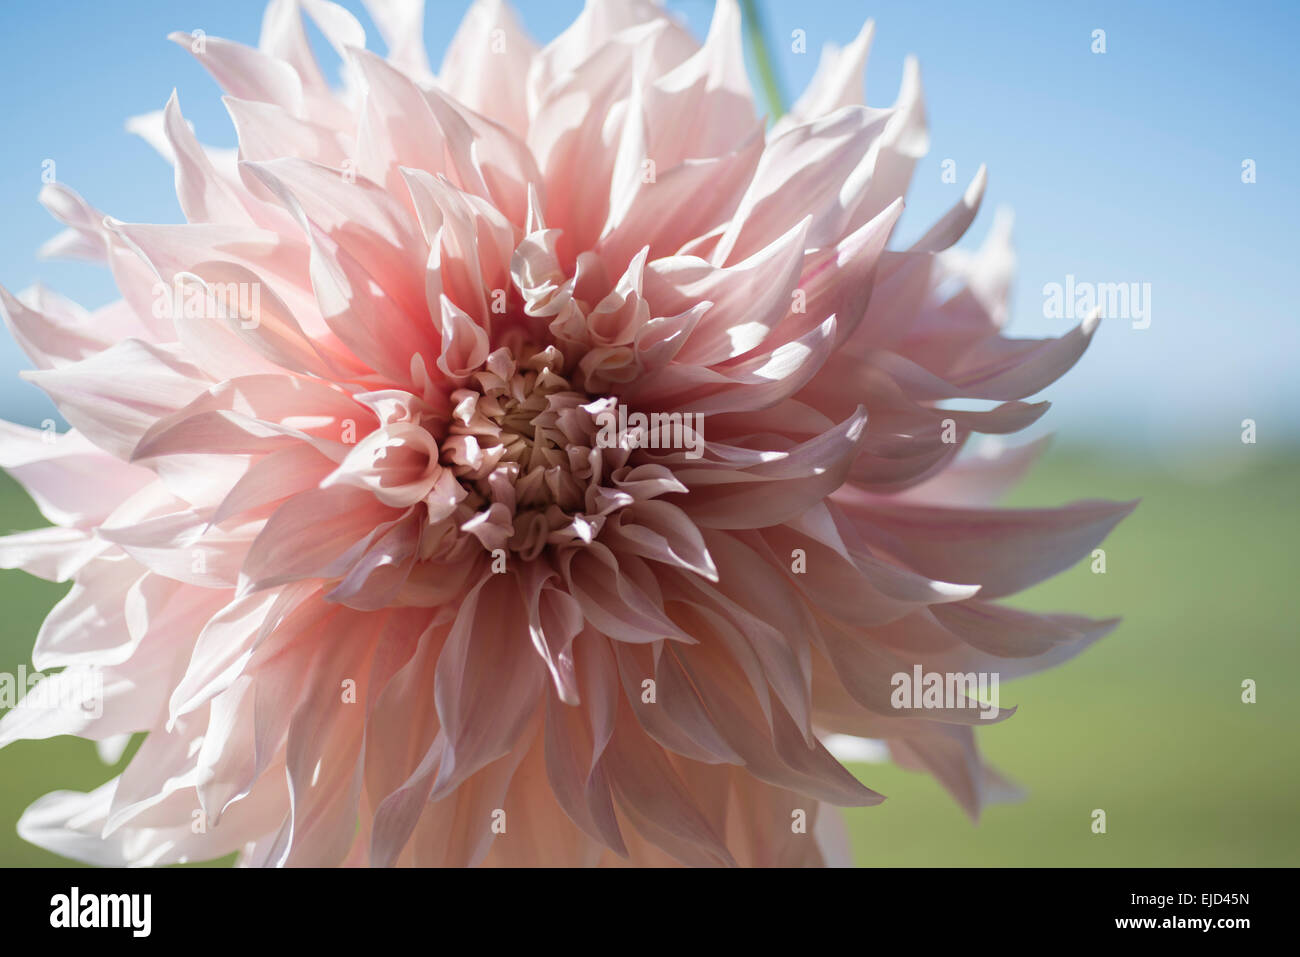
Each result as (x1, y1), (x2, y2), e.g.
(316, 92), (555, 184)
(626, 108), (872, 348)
(0, 0), (1131, 867)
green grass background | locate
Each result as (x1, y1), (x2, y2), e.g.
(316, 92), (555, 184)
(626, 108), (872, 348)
(1, 445), (1296, 866)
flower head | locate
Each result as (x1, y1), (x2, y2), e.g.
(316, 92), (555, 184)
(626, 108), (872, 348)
(0, 0), (1131, 866)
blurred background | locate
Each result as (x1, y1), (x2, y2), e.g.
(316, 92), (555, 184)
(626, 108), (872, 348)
(0, 0), (1296, 866)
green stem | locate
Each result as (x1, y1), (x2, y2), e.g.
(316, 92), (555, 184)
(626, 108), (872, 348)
(740, 0), (786, 120)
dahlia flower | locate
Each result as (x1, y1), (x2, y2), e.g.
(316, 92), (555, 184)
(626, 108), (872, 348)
(0, 0), (1131, 867)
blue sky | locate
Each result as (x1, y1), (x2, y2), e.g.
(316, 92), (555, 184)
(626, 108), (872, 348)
(1, 0), (1295, 449)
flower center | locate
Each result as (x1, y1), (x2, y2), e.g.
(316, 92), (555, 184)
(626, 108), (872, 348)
(428, 339), (627, 560)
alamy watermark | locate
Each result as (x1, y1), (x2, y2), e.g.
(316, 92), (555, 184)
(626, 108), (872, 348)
(0, 666), (104, 719)
(594, 403), (705, 460)
(890, 666), (1001, 720)
(1042, 274), (1151, 329)
(151, 275), (261, 329)
(50, 887), (151, 937)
